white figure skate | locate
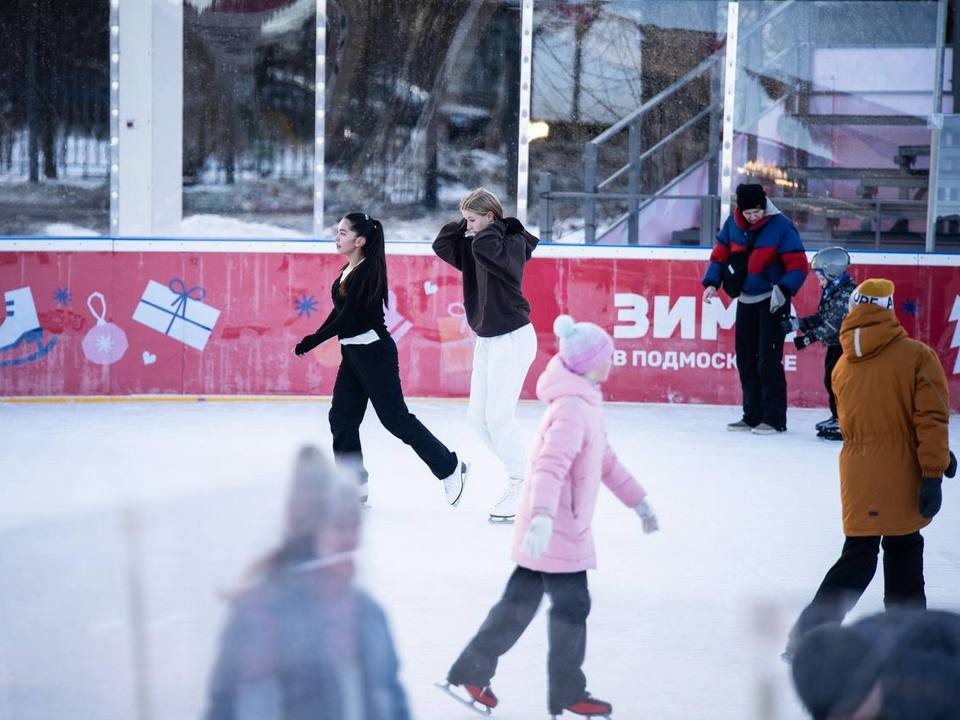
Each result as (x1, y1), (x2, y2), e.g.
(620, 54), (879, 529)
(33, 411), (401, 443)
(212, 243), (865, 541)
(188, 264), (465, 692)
(488, 479), (523, 524)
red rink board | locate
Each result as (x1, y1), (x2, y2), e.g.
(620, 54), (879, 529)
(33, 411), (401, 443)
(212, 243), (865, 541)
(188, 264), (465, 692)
(1, 249), (958, 412)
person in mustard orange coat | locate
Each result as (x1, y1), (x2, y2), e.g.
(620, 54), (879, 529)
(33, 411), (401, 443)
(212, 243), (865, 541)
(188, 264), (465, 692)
(785, 278), (954, 658)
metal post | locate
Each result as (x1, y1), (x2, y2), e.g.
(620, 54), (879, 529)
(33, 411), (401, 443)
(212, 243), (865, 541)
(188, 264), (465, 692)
(875, 200), (882, 250)
(699, 196), (719, 246)
(109, 0), (119, 235)
(926, 0), (948, 251)
(627, 121), (641, 245)
(719, 1), (740, 221)
(538, 172), (553, 243)
(926, 119), (942, 252)
(934, 0), (947, 113)
(584, 142), (597, 244)
(516, 0), (534, 223)
(708, 55), (721, 198)
(314, 0), (327, 238)
(117, 0), (182, 236)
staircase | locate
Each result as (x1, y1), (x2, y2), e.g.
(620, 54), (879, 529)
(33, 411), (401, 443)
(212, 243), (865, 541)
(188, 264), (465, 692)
(536, 0), (950, 251)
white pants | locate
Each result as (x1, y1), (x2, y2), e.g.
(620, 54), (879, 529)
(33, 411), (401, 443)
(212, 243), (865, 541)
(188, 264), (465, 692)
(467, 322), (537, 480)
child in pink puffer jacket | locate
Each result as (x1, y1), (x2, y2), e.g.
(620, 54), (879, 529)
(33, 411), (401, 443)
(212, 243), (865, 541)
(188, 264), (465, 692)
(441, 315), (659, 720)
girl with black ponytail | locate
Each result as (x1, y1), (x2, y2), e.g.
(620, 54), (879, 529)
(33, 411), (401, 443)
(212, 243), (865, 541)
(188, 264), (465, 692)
(295, 213), (469, 507)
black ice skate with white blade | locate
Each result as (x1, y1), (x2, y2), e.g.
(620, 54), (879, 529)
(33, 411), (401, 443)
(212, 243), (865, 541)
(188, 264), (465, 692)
(435, 681), (498, 716)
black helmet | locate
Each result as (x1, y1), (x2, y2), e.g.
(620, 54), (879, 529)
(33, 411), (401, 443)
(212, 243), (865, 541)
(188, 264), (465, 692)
(811, 247), (850, 280)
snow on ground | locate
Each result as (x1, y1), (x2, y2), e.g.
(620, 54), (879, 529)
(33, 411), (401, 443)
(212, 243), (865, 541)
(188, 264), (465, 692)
(180, 214), (310, 239)
(1, 399), (958, 720)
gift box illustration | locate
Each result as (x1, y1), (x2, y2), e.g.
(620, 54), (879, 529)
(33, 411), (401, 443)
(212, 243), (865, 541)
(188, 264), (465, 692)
(436, 301), (474, 374)
(132, 278), (220, 351)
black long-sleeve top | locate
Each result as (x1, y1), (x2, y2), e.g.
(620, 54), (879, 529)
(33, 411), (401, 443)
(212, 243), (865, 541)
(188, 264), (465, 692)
(295, 261), (387, 355)
(432, 217), (539, 338)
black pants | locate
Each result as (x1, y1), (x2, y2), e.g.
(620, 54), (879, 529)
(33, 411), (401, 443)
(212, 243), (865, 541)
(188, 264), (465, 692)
(329, 336), (457, 481)
(735, 299), (788, 430)
(790, 533), (926, 644)
(823, 344), (843, 419)
(448, 566), (591, 714)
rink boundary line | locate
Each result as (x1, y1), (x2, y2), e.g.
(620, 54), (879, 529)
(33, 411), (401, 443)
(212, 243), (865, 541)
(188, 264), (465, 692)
(0, 394), (479, 405)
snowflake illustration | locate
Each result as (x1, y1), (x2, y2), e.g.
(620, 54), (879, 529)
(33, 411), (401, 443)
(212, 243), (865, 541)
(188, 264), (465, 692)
(900, 298), (919, 316)
(95, 334), (114, 354)
(53, 287), (71, 306)
(295, 294), (319, 318)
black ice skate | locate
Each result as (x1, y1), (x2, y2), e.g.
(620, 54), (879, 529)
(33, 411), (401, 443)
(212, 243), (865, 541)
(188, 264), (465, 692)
(814, 416), (836, 431)
(551, 693), (612, 719)
(435, 681), (498, 715)
(816, 417), (842, 441)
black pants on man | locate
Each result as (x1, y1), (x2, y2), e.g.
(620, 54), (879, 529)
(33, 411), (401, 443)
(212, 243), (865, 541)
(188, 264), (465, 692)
(735, 299), (788, 430)
(789, 533), (926, 648)
(329, 336), (457, 482)
(448, 566), (591, 714)
(823, 343), (843, 419)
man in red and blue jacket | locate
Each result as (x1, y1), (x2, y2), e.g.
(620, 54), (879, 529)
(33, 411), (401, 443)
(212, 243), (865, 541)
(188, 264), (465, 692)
(702, 183), (809, 434)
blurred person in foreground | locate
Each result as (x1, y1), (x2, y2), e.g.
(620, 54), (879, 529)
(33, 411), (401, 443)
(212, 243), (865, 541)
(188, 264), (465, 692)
(785, 279), (954, 660)
(792, 609), (960, 719)
(203, 446), (410, 720)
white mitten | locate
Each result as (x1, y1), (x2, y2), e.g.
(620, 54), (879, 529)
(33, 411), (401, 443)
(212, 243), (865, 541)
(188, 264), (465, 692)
(521, 515), (554, 558)
(769, 285), (787, 313)
(634, 498), (659, 534)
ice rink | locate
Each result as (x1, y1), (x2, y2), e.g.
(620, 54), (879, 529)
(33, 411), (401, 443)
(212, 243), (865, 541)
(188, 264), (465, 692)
(1, 398), (959, 720)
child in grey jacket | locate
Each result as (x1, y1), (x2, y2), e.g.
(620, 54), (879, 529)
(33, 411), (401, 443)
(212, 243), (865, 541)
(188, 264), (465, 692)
(781, 247), (854, 440)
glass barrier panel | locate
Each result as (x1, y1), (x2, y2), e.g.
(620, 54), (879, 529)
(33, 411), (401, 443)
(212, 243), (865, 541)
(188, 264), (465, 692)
(183, 0), (316, 238)
(733, 0), (940, 250)
(0, 0), (110, 237)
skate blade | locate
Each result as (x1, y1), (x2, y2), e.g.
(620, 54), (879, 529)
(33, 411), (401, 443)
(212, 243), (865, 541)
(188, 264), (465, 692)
(488, 515), (515, 525)
(434, 682), (493, 716)
(549, 714), (611, 720)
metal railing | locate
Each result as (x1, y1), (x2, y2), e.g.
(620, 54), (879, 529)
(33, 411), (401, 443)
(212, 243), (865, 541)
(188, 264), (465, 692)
(539, 180), (721, 246)
(583, 53), (722, 245)
(536, 186), (939, 250)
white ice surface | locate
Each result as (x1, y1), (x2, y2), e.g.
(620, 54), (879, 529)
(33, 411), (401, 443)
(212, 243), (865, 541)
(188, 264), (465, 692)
(1, 399), (958, 720)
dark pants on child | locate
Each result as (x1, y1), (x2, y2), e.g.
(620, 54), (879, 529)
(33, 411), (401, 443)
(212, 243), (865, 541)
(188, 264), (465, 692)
(790, 533), (926, 645)
(448, 566), (591, 714)
(823, 344), (843, 418)
(329, 336), (457, 482)
(735, 299), (788, 430)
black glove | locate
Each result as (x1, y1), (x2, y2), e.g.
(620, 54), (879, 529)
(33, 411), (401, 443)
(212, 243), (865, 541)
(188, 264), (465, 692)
(793, 334), (815, 351)
(781, 316), (800, 334)
(294, 335), (318, 356)
(947, 450), (957, 479)
(919, 477), (943, 518)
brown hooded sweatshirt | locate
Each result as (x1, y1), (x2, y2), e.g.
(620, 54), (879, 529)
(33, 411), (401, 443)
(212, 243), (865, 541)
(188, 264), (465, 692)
(832, 304), (951, 536)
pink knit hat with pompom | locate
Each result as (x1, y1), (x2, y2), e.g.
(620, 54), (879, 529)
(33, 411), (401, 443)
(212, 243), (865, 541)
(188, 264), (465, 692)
(554, 314), (614, 375)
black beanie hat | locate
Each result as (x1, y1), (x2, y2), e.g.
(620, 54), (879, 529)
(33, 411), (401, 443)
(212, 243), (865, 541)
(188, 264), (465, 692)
(791, 624), (884, 719)
(736, 183), (766, 211)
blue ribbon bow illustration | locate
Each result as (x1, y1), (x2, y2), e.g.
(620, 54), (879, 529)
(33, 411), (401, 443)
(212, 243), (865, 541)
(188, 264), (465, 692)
(166, 278), (206, 335)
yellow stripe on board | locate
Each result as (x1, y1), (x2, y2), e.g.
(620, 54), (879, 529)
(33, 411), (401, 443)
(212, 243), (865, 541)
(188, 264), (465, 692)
(0, 394), (470, 404)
